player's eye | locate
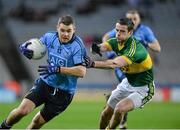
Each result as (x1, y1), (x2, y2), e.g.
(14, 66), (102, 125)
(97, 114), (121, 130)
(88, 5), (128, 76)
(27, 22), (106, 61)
(67, 30), (72, 33)
(60, 29), (65, 32)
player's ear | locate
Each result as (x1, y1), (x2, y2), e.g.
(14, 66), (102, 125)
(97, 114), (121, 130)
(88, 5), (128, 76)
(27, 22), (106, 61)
(56, 24), (59, 31)
(128, 30), (133, 35)
(73, 26), (76, 33)
(56, 23), (61, 30)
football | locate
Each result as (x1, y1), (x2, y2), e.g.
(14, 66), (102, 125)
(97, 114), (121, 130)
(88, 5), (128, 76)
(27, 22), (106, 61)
(27, 38), (46, 60)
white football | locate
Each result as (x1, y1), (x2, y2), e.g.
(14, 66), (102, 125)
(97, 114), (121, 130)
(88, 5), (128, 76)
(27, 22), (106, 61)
(26, 38), (46, 60)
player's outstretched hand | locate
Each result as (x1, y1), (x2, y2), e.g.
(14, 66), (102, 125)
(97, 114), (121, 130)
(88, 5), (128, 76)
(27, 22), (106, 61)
(38, 65), (61, 78)
(83, 56), (95, 68)
(90, 43), (102, 57)
(19, 42), (33, 59)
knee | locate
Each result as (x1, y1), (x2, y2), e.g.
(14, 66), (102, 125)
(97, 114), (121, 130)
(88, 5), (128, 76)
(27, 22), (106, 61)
(16, 107), (30, 116)
(101, 106), (113, 118)
(32, 114), (46, 127)
(114, 104), (127, 115)
(32, 116), (41, 125)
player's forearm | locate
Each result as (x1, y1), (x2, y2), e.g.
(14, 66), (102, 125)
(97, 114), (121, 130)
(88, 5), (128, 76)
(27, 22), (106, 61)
(61, 65), (86, 78)
(94, 56), (129, 69)
(94, 60), (115, 69)
(148, 41), (161, 52)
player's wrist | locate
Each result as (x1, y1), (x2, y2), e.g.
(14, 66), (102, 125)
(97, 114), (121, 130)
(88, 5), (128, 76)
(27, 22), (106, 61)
(56, 66), (61, 73)
(91, 61), (95, 68)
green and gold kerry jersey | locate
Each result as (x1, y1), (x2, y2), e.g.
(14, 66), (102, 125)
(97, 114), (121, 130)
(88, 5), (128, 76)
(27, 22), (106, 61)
(105, 37), (154, 86)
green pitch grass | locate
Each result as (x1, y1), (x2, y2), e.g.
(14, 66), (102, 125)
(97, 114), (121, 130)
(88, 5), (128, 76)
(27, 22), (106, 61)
(0, 99), (180, 129)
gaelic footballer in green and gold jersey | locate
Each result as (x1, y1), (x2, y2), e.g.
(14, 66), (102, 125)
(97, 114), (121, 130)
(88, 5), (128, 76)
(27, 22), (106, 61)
(89, 18), (154, 87)
(84, 18), (156, 129)
(104, 37), (153, 86)
(85, 17), (155, 129)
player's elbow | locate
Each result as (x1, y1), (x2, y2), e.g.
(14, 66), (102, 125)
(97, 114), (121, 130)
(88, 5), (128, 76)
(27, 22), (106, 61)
(149, 41), (161, 53)
(78, 67), (86, 78)
(79, 70), (86, 78)
(157, 46), (161, 52)
(153, 47), (161, 53)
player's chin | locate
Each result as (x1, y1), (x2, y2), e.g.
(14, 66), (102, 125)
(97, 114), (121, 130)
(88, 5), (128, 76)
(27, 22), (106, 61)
(61, 39), (70, 43)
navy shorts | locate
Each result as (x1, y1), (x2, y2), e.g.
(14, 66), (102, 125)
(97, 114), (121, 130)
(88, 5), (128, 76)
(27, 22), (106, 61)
(25, 79), (74, 121)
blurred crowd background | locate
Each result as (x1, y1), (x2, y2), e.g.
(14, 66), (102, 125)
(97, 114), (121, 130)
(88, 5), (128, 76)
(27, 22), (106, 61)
(0, 0), (180, 103)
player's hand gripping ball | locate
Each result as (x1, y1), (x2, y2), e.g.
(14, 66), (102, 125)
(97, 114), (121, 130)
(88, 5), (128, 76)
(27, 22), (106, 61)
(19, 38), (46, 60)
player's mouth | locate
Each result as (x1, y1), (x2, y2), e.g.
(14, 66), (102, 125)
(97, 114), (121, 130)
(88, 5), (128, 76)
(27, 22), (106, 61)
(62, 37), (70, 42)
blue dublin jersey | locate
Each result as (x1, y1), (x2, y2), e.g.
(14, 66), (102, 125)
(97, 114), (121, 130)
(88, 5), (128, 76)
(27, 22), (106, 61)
(39, 31), (86, 94)
(107, 24), (157, 48)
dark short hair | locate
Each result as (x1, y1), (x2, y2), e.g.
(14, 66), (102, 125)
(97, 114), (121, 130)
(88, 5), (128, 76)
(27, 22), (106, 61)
(58, 15), (74, 26)
(126, 9), (142, 19)
(127, 9), (139, 15)
(118, 18), (134, 32)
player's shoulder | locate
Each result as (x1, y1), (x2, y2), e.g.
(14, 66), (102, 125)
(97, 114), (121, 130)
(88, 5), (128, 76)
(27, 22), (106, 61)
(43, 31), (58, 38)
(108, 37), (117, 42)
(73, 35), (85, 47)
(126, 36), (139, 47)
(139, 24), (153, 32)
(107, 28), (116, 38)
(108, 28), (116, 34)
(74, 35), (83, 43)
(132, 36), (143, 46)
(106, 38), (118, 50)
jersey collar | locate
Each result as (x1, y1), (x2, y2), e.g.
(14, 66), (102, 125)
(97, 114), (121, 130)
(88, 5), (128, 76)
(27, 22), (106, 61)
(133, 24), (141, 35)
(59, 34), (76, 45)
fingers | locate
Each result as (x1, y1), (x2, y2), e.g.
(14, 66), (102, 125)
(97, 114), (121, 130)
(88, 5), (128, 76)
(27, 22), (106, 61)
(98, 52), (102, 57)
(38, 69), (48, 72)
(23, 50), (33, 59)
(25, 42), (32, 48)
(47, 59), (51, 64)
(38, 65), (55, 76)
(83, 56), (92, 68)
(38, 65), (48, 72)
(23, 49), (33, 56)
(38, 65), (48, 74)
(84, 57), (89, 62)
(38, 64), (60, 78)
(90, 43), (102, 57)
(39, 73), (50, 79)
(39, 72), (48, 75)
(19, 43), (33, 59)
(38, 65), (48, 68)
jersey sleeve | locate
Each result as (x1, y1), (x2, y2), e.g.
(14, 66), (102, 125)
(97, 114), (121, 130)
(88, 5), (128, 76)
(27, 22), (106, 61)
(107, 28), (116, 38)
(144, 26), (157, 43)
(73, 39), (87, 65)
(106, 51), (116, 59)
(39, 32), (55, 47)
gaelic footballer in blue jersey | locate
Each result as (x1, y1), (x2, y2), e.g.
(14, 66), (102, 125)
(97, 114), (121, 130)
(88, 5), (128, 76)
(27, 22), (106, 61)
(0, 15), (87, 129)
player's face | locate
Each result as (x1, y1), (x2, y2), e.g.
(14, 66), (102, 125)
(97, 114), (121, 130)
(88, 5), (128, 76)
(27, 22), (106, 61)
(57, 23), (75, 43)
(126, 13), (140, 29)
(115, 23), (132, 43)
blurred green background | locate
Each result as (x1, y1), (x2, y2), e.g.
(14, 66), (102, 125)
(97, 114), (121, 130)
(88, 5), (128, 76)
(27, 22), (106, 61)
(1, 97), (180, 129)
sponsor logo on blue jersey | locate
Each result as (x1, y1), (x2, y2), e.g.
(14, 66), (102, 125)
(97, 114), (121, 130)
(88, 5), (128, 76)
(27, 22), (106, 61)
(49, 52), (67, 67)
